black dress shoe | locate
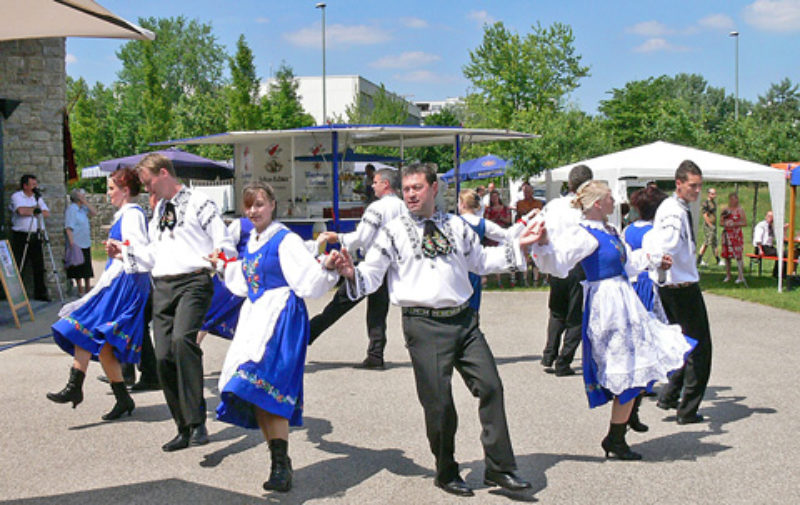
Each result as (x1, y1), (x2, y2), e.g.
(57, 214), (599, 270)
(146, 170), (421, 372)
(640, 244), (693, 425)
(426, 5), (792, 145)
(656, 399), (678, 410)
(190, 424), (209, 446)
(353, 357), (385, 370)
(676, 414), (705, 425)
(540, 357), (554, 367)
(484, 470), (532, 491)
(554, 368), (576, 377)
(435, 476), (474, 497)
(162, 430), (190, 452)
(129, 380), (161, 392)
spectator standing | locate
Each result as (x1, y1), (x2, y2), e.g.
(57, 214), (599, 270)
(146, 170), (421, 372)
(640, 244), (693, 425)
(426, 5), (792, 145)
(9, 174), (51, 301)
(720, 193), (747, 284)
(64, 188), (97, 296)
(697, 188), (720, 266)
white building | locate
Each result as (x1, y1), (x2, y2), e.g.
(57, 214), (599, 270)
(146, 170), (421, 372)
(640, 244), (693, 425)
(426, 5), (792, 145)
(261, 75), (421, 126)
(414, 97), (464, 120)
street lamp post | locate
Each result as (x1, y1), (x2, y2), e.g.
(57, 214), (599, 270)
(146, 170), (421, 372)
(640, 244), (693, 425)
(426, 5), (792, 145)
(729, 31), (739, 121)
(316, 2), (327, 125)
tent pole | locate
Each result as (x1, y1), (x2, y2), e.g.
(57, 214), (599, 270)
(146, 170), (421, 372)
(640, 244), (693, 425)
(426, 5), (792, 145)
(752, 182), (759, 233)
(789, 185), (797, 276)
(454, 135), (461, 214)
(332, 130), (340, 233)
(290, 136), (296, 212)
(399, 135), (405, 167)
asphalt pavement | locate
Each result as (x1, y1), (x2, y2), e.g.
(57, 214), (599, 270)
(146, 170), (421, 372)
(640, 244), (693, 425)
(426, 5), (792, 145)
(1, 284), (798, 504)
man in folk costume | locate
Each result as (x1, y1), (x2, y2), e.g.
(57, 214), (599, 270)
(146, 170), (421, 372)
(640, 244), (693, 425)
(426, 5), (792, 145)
(308, 168), (406, 369)
(109, 153), (235, 451)
(334, 163), (539, 497)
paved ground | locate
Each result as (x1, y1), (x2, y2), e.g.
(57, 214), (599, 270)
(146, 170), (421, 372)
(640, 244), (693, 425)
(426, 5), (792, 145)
(1, 277), (799, 504)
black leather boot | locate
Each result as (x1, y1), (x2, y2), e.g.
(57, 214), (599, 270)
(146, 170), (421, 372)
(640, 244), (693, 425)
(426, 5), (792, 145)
(46, 367), (85, 408)
(102, 381), (135, 420)
(263, 439), (293, 492)
(627, 395), (649, 433)
(601, 423), (642, 460)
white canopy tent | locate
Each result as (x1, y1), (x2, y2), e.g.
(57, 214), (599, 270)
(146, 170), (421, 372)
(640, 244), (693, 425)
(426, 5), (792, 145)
(547, 141), (787, 291)
(0, 0), (154, 41)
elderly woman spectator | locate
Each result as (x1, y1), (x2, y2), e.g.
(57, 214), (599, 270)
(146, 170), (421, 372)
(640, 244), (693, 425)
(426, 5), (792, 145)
(65, 188), (97, 295)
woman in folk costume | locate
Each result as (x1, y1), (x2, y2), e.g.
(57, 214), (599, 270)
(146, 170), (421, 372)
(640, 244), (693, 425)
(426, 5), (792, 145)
(529, 181), (695, 460)
(47, 168), (150, 420)
(212, 182), (340, 492)
(196, 216), (254, 343)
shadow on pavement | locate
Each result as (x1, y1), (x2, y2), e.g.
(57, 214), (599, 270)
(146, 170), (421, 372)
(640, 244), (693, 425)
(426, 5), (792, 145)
(0, 478), (264, 505)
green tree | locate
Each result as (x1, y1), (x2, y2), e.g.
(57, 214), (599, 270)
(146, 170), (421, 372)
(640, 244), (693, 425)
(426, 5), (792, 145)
(261, 63), (315, 129)
(463, 21), (589, 128)
(754, 78), (800, 124)
(345, 83), (411, 125)
(228, 34), (262, 131)
(67, 77), (115, 168)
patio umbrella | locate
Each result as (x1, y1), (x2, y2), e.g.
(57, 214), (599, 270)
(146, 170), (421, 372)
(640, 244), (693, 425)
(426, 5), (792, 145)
(0, 0), (155, 41)
(441, 154), (508, 183)
(99, 147), (233, 180)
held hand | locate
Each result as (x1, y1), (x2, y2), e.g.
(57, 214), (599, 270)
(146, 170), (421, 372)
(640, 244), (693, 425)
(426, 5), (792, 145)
(660, 254), (673, 271)
(323, 249), (340, 270)
(104, 239), (123, 260)
(205, 249), (220, 269)
(323, 231), (339, 244)
(334, 247), (356, 279)
(519, 220), (547, 247)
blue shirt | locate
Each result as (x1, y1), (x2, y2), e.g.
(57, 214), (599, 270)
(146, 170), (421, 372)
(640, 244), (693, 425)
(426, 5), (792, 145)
(65, 203), (92, 248)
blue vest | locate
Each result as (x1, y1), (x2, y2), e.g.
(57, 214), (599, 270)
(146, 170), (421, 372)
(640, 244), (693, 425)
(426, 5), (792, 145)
(580, 225), (627, 282)
(107, 206), (147, 270)
(623, 222), (652, 251)
(461, 216), (486, 311)
(236, 218), (254, 257)
(241, 228), (290, 302)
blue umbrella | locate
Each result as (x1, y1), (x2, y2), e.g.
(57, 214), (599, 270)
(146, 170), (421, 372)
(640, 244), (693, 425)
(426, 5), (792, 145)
(99, 147), (233, 180)
(441, 154), (508, 183)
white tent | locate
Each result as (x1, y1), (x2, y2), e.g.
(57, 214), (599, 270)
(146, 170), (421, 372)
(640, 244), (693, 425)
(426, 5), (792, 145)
(547, 141), (787, 291)
(0, 0), (154, 41)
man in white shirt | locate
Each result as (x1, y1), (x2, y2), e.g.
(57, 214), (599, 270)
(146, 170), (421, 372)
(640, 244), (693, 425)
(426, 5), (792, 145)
(753, 210), (779, 277)
(649, 160), (711, 425)
(335, 163), (535, 497)
(9, 174), (51, 301)
(481, 181), (495, 210)
(537, 165), (592, 376)
(308, 168), (406, 369)
(118, 153), (235, 452)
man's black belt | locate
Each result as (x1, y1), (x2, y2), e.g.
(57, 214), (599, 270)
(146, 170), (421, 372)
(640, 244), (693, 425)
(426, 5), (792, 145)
(401, 301), (470, 319)
(154, 268), (211, 281)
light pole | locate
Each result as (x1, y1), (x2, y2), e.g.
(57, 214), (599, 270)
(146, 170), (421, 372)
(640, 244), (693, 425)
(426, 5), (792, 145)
(729, 30), (739, 121)
(316, 2), (327, 125)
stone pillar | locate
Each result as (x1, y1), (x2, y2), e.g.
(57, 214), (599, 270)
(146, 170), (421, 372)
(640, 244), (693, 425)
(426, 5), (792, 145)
(0, 38), (68, 300)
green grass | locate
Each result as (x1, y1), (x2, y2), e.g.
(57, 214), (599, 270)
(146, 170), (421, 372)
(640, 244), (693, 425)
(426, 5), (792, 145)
(91, 243), (107, 261)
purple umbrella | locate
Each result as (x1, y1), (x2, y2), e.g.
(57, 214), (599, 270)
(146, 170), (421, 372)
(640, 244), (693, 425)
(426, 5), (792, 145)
(99, 147), (233, 180)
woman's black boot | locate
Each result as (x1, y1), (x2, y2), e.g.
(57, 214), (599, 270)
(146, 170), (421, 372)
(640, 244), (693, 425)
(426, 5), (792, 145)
(102, 381), (135, 420)
(627, 395), (649, 433)
(601, 423), (642, 460)
(46, 367), (85, 408)
(263, 439), (293, 492)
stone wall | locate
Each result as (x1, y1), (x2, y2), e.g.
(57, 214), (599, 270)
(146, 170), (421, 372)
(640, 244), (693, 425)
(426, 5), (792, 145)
(84, 193), (151, 243)
(0, 38), (68, 299)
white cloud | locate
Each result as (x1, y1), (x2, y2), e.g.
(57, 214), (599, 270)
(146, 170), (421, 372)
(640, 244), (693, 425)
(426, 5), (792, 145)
(626, 20), (674, 37)
(697, 13), (736, 31)
(467, 10), (495, 25)
(65, 53), (77, 65)
(394, 70), (455, 83)
(284, 23), (390, 48)
(400, 17), (428, 29)
(255, 17), (269, 24)
(744, 0), (800, 32)
(633, 38), (690, 53)
(371, 51), (440, 69)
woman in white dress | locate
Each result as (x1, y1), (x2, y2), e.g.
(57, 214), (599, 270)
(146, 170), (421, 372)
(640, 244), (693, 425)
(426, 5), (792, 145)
(213, 182), (340, 492)
(528, 181), (695, 460)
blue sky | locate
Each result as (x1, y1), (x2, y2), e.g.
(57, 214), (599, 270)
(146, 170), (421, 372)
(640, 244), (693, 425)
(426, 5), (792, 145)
(66, 0), (800, 114)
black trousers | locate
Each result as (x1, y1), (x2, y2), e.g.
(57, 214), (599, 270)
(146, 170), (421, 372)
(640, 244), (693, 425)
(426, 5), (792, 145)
(543, 264), (583, 371)
(308, 276), (390, 359)
(657, 283), (712, 419)
(402, 307), (516, 482)
(153, 272), (213, 430)
(10, 230), (48, 299)
(122, 290), (158, 383)
(757, 245), (781, 277)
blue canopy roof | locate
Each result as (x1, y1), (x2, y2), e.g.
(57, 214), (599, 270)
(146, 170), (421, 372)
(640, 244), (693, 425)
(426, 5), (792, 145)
(441, 154), (508, 183)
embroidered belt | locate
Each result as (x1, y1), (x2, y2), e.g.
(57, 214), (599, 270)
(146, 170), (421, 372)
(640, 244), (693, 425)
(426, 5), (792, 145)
(155, 268), (211, 281)
(662, 281), (697, 289)
(401, 301), (470, 319)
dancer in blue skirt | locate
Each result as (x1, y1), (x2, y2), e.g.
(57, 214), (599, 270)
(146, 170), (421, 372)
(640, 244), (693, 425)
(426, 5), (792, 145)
(529, 181), (695, 460)
(213, 182), (340, 492)
(47, 168), (150, 420)
(197, 216), (253, 343)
